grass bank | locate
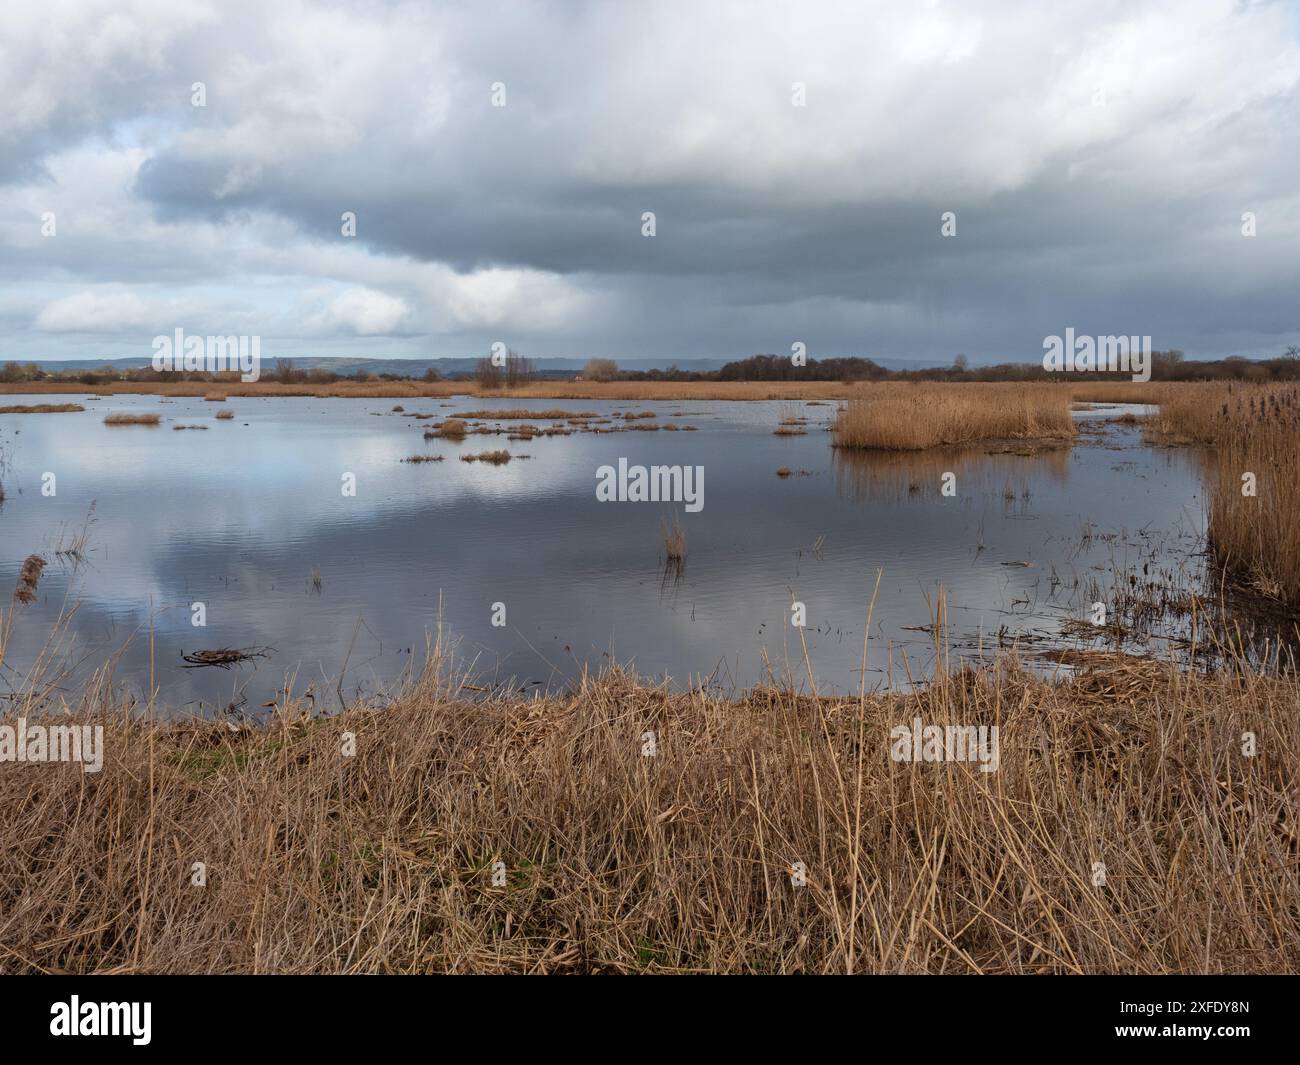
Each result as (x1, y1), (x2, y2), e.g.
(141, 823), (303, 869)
(1, 652), (1295, 974)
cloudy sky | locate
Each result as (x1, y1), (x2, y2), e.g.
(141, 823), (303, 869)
(2, 0), (1298, 365)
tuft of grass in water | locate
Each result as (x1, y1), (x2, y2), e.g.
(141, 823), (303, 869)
(426, 419), (466, 441)
(13, 554), (47, 603)
(660, 515), (687, 560)
(401, 454), (444, 463)
(0, 403), (85, 414)
(173, 424), (209, 430)
(309, 567), (322, 594)
(215, 408), (235, 420)
(459, 409), (598, 420)
(204, 393), (227, 402)
(103, 412), (161, 426)
(776, 466), (792, 478)
(460, 450), (515, 465)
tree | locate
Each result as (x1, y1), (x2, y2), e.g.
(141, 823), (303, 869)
(581, 358), (619, 382)
(504, 349), (533, 388)
(274, 358), (303, 384)
(476, 357), (502, 389)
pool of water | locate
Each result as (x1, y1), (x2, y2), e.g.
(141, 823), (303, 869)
(0, 394), (1208, 713)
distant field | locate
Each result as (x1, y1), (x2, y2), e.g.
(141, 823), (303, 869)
(0, 378), (1179, 402)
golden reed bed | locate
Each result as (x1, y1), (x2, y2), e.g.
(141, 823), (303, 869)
(1, 646), (1296, 974)
(831, 384), (1078, 450)
(1151, 383), (1300, 609)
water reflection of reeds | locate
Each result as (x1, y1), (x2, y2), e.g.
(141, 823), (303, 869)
(831, 444), (1070, 505)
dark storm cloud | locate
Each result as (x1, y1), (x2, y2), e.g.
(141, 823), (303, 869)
(3, 0), (1299, 361)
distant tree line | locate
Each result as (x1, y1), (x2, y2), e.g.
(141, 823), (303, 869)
(617, 348), (1300, 384)
(7, 346), (1300, 386)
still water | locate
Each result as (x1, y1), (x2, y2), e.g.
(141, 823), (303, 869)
(0, 394), (1206, 713)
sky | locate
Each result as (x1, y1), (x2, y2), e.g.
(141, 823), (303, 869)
(2, 0), (1298, 365)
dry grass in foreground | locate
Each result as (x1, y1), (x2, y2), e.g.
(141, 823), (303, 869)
(833, 384), (1076, 450)
(0, 651), (1296, 974)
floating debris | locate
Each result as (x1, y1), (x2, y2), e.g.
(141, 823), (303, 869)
(181, 647), (273, 669)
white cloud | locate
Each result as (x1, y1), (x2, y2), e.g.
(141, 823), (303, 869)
(322, 287), (411, 335)
(34, 286), (156, 332)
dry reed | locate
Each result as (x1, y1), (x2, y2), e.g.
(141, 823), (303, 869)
(1, 648), (1296, 973)
(1155, 383), (1300, 608)
(660, 515), (687, 560)
(833, 384), (1076, 450)
(12, 555), (46, 604)
(459, 450), (515, 465)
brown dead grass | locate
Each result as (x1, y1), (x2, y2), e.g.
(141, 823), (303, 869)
(0, 650), (1296, 973)
(12, 555), (47, 604)
(427, 419), (467, 441)
(833, 384), (1076, 450)
(458, 409), (598, 420)
(0, 403), (85, 414)
(215, 409), (235, 420)
(103, 413), (161, 426)
(1154, 383), (1300, 609)
(660, 515), (687, 560)
(459, 450), (515, 465)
